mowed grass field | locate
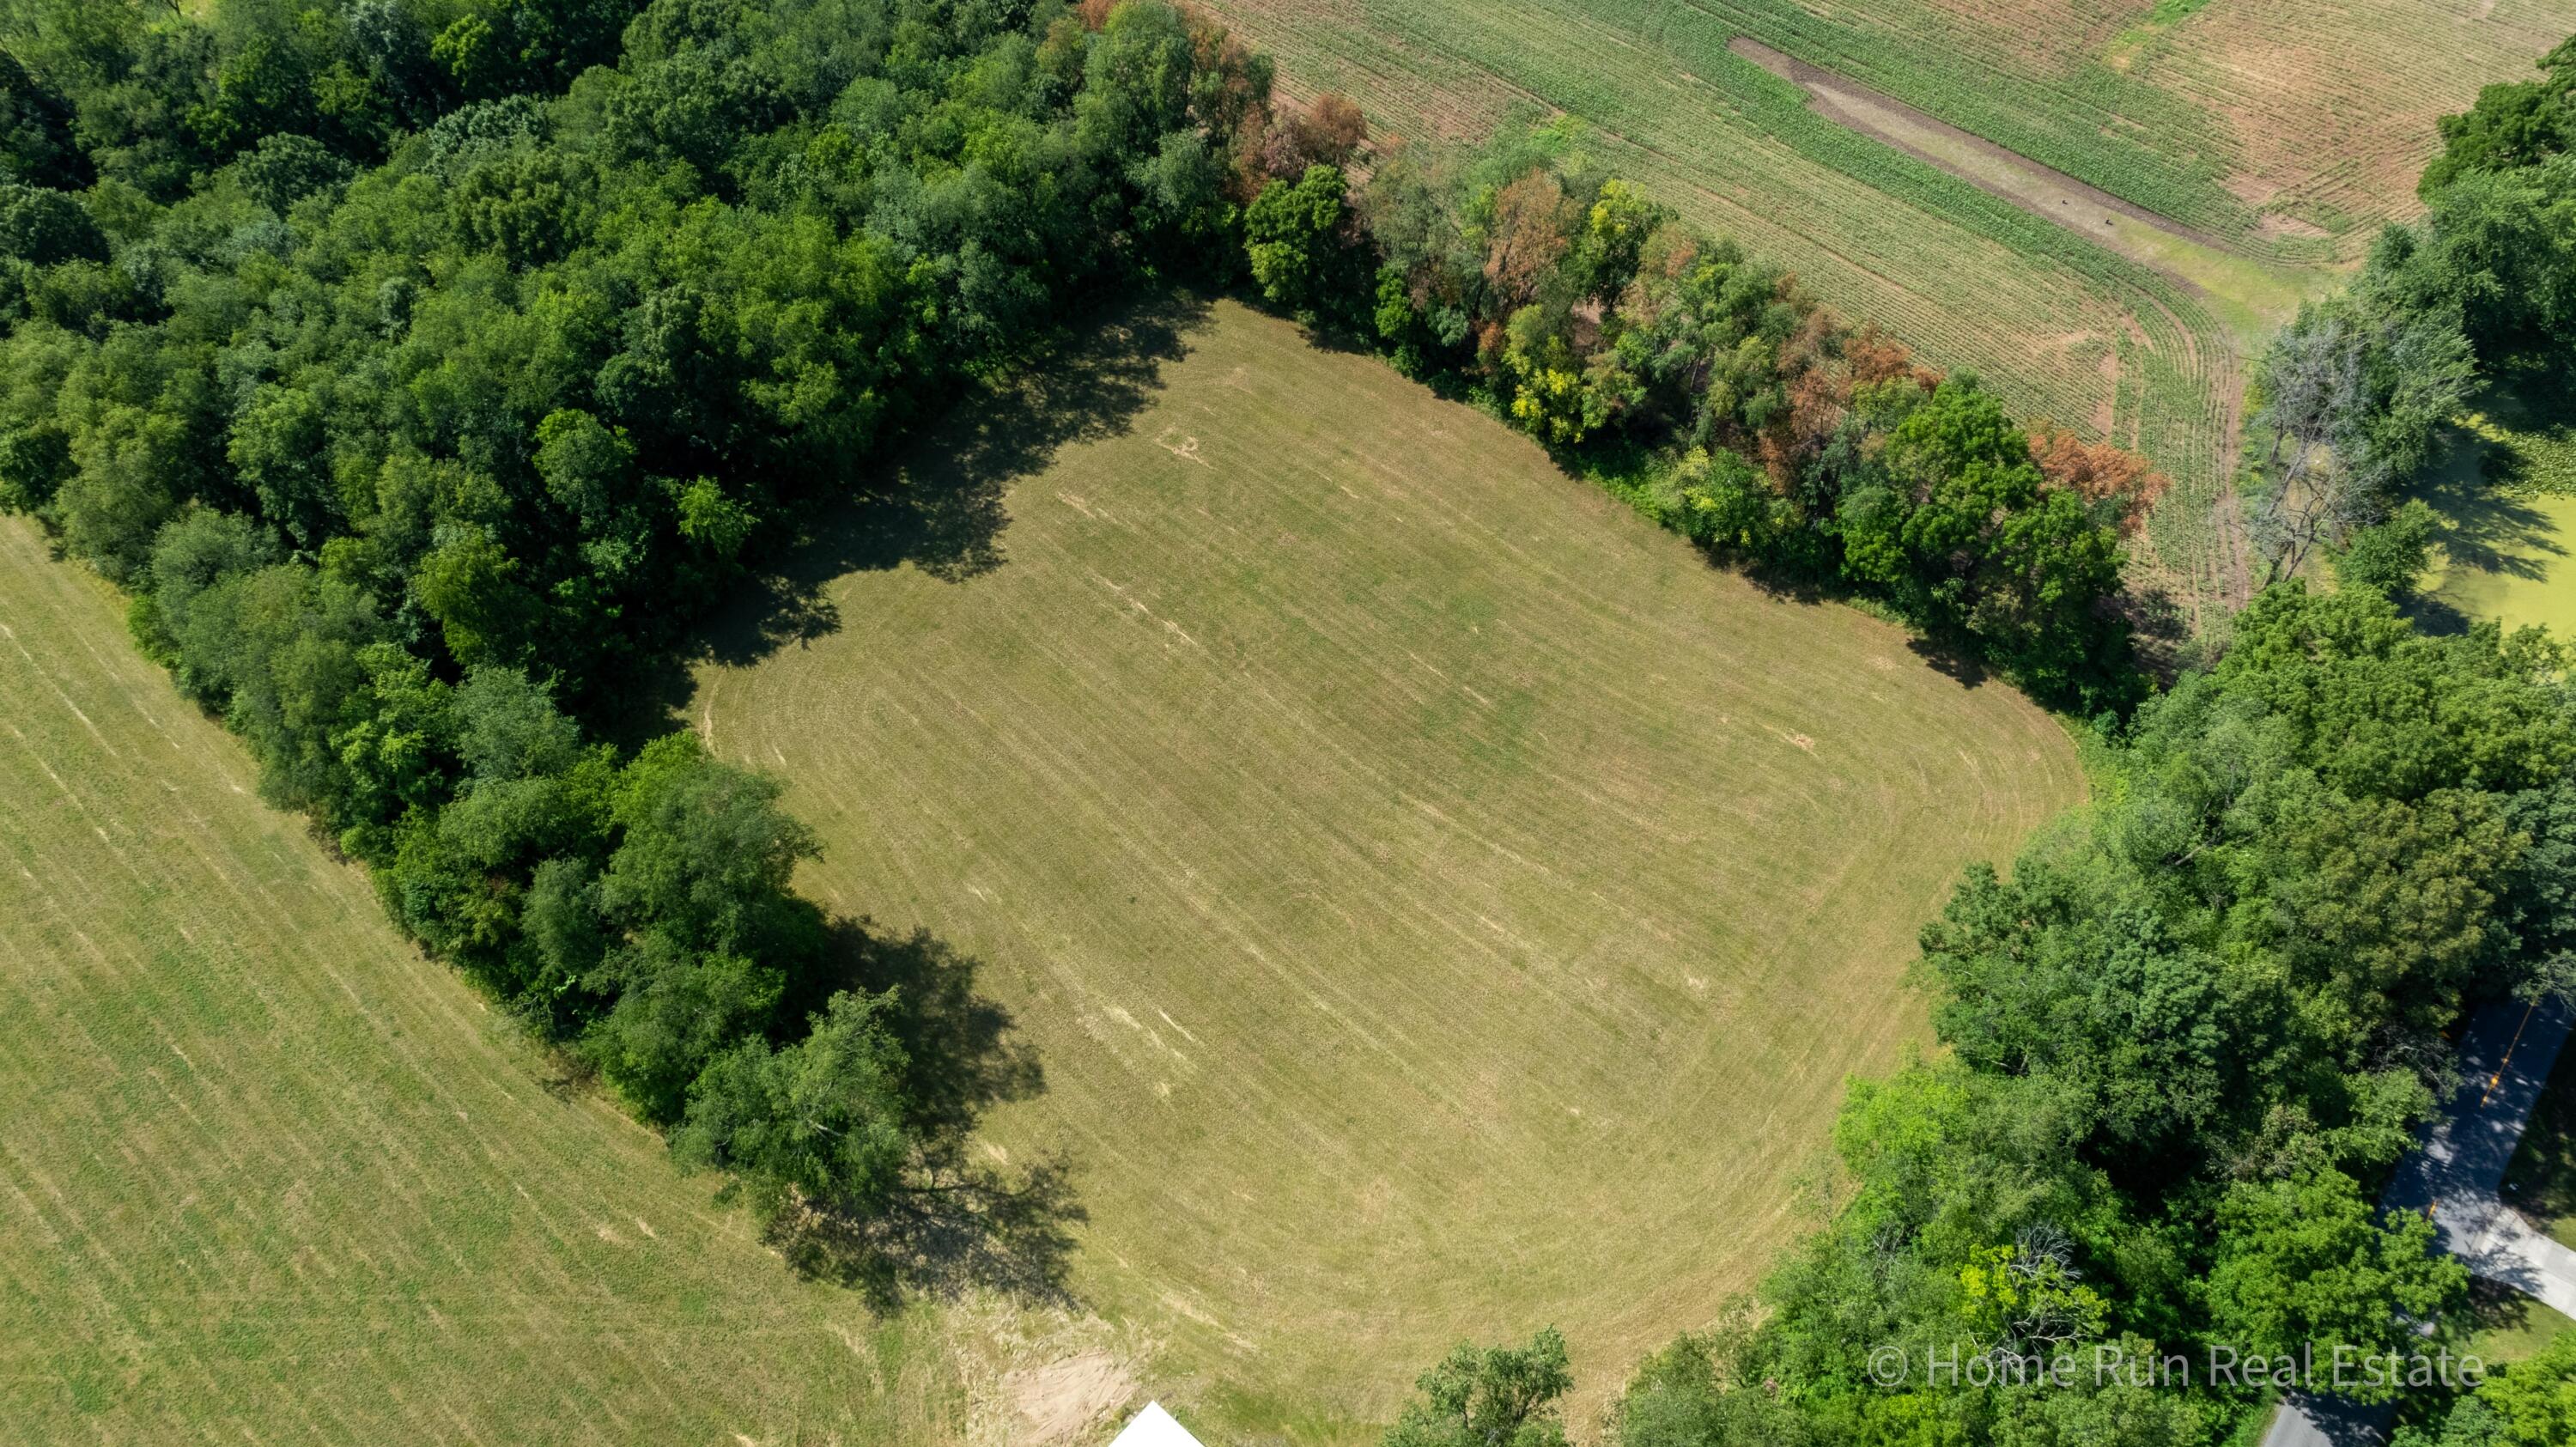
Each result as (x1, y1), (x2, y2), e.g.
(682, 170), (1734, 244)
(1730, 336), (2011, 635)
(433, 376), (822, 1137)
(1200, 0), (2574, 621)
(2415, 388), (2576, 641)
(695, 301), (2086, 1438)
(0, 518), (1131, 1445)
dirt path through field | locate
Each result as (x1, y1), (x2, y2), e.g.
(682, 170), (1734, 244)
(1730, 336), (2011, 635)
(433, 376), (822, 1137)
(1728, 37), (2326, 346)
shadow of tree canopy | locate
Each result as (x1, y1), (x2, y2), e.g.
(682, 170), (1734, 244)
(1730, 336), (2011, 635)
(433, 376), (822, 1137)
(816, 920), (1046, 1146)
(762, 1153), (1084, 1313)
(1904, 631), (1990, 688)
(598, 291), (1211, 751)
(2423, 471), (2566, 583)
(2404, 423), (2570, 637)
(759, 917), (1081, 1311)
(2116, 578), (2195, 684)
(702, 289), (1211, 668)
(2459, 1275), (2552, 1343)
(2406, 593), (2481, 637)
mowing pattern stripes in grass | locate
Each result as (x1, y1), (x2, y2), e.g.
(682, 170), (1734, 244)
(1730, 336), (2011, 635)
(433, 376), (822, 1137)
(0, 518), (1072, 1446)
(696, 301), (2084, 1439)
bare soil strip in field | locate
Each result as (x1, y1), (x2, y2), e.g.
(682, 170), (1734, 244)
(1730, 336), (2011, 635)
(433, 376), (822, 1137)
(1729, 36), (2328, 344)
(1728, 33), (2304, 630)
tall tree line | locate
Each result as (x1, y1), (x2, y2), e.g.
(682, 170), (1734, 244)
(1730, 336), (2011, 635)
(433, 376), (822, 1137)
(0, 0), (1314, 1230)
(1245, 126), (2154, 714)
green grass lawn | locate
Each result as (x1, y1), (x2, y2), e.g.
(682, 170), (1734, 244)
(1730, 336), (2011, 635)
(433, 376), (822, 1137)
(2417, 381), (2576, 640)
(2463, 1280), (2576, 1368)
(694, 298), (2086, 1439)
(0, 519), (1123, 1445)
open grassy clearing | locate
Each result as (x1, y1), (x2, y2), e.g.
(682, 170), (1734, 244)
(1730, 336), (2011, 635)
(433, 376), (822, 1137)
(2464, 1280), (2576, 1367)
(2415, 386), (2576, 639)
(0, 517), (1143, 1446)
(694, 299), (2086, 1440)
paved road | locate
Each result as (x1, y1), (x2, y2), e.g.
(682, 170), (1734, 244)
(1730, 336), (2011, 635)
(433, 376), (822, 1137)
(2388, 997), (2576, 1315)
(2263, 995), (2576, 1447)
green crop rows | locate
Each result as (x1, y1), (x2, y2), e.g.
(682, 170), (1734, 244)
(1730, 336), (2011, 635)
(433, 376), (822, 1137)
(1646, 0), (2272, 252)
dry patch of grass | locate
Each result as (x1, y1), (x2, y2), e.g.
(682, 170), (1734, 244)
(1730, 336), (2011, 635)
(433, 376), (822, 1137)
(696, 301), (2085, 1440)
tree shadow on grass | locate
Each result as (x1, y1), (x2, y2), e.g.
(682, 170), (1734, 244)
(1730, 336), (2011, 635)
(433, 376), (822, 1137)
(1904, 632), (1989, 688)
(764, 1154), (1084, 1313)
(2460, 1277), (2551, 1343)
(2405, 593), (2479, 638)
(700, 290), (1212, 669)
(597, 291), (1212, 751)
(2424, 477), (2564, 582)
(764, 917), (1083, 1312)
(2404, 424), (2569, 637)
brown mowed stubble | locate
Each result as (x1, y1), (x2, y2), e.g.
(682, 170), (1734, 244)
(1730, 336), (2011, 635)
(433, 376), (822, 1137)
(694, 299), (2085, 1440)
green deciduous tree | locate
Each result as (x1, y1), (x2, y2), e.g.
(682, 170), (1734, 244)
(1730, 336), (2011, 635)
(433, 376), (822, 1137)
(2334, 499), (2439, 599)
(1383, 1328), (1574, 1447)
(1246, 163), (1354, 320)
(674, 988), (911, 1217)
(2422, 38), (2576, 198)
(2206, 1167), (2466, 1400)
(1613, 1335), (1820, 1447)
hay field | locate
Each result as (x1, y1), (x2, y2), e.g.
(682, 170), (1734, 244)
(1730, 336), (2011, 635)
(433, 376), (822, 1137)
(694, 300), (2085, 1438)
(0, 518), (1117, 1445)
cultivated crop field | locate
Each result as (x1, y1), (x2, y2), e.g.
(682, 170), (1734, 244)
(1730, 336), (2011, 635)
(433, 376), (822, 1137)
(1200, 0), (2571, 619)
(1647, 0), (2572, 256)
(0, 520), (1103, 1445)
(694, 300), (2086, 1438)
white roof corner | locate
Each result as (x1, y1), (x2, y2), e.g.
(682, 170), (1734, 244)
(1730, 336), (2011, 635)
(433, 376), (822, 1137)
(1109, 1400), (1206, 1447)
